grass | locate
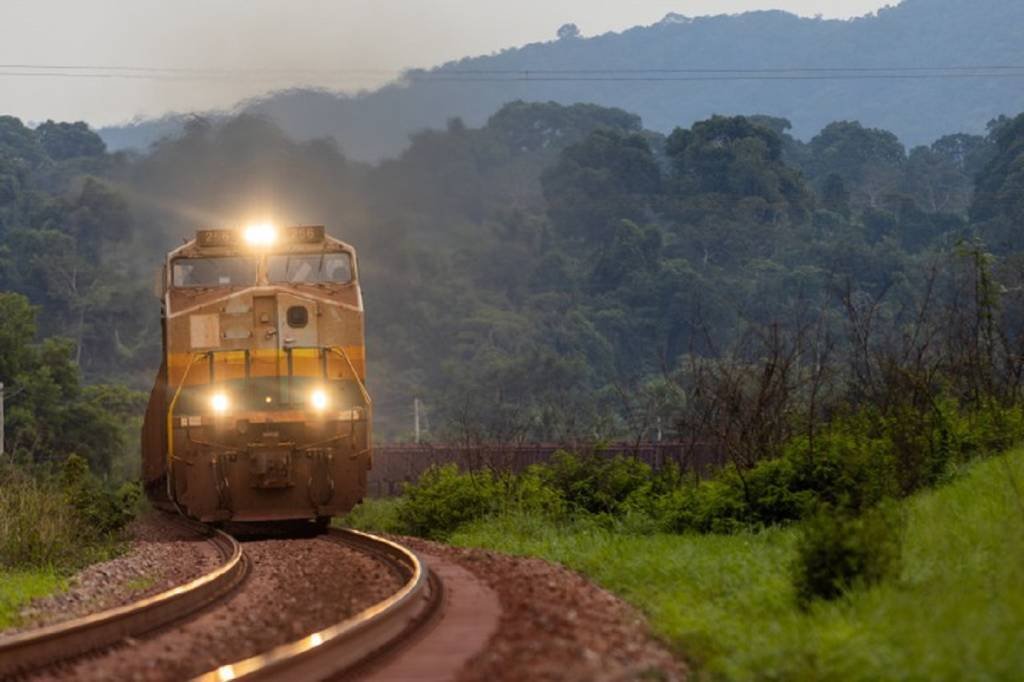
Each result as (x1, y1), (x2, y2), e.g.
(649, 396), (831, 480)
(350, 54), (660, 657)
(343, 496), (404, 533)
(0, 569), (66, 629)
(123, 575), (156, 593)
(0, 460), (137, 631)
(436, 448), (1024, 680)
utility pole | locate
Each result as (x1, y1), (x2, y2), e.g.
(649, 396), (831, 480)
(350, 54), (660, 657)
(414, 397), (421, 444)
(0, 382), (5, 456)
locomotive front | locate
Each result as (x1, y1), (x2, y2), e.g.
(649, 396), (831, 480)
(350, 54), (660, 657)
(141, 223), (371, 523)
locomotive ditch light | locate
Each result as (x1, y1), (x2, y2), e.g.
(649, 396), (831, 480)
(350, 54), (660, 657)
(210, 392), (230, 414)
(243, 222), (278, 247)
(310, 388), (328, 412)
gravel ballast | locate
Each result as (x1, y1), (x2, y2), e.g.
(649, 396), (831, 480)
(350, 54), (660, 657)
(398, 537), (688, 682)
(25, 533), (405, 681)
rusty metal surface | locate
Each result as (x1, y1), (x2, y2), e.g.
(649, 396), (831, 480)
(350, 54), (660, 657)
(0, 523), (247, 678)
(367, 441), (725, 497)
(191, 528), (438, 682)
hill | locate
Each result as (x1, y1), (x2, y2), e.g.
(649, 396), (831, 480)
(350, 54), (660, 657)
(100, 0), (1024, 161)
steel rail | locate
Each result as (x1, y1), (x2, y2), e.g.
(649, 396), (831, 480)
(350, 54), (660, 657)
(0, 522), (247, 678)
(192, 528), (438, 682)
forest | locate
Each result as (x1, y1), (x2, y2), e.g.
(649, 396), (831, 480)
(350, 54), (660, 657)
(2, 100), (1024, 477)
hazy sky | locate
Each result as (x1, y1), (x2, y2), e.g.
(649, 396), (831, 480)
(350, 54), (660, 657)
(1, 1), (891, 126)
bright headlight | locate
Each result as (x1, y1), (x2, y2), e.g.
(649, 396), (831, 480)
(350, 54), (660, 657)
(310, 389), (328, 411)
(210, 392), (230, 414)
(243, 222), (277, 247)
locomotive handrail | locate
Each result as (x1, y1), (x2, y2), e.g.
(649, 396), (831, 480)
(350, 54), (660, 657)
(166, 351), (210, 505)
(326, 345), (373, 408)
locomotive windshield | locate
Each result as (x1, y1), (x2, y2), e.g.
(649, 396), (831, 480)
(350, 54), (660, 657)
(173, 256), (257, 287)
(267, 253), (352, 284)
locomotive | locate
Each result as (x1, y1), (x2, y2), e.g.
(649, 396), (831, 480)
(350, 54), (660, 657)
(141, 223), (371, 524)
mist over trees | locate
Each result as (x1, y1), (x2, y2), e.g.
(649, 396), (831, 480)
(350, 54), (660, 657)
(5, 98), (1024, 446)
(101, 0), (1024, 162)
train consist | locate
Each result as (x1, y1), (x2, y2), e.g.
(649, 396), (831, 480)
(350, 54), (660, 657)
(142, 223), (371, 524)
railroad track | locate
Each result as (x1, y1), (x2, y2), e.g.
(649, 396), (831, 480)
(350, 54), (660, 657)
(0, 521), (247, 679)
(1, 524), (437, 681)
(192, 527), (439, 682)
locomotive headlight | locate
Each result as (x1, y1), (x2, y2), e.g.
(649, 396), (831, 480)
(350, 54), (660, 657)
(310, 388), (328, 411)
(243, 222), (277, 247)
(210, 392), (230, 414)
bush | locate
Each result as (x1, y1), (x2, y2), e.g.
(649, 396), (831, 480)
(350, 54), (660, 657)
(785, 419), (900, 513)
(0, 455), (137, 570)
(539, 450), (652, 516)
(499, 466), (566, 517)
(61, 454), (139, 535)
(396, 464), (501, 540)
(792, 503), (904, 604)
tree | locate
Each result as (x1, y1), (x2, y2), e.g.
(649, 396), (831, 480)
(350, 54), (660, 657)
(971, 112), (1024, 253)
(665, 115), (813, 224)
(35, 121), (106, 160)
(542, 129), (661, 242)
(805, 121), (906, 209)
(556, 23), (581, 40)
(0, 292), (37, 381)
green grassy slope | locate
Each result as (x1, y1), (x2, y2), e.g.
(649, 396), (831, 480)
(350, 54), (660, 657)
(450, 449), (1024, 680)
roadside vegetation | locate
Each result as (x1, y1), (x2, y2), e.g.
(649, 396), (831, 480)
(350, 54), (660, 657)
(0, 455), (140, 628)
(346, 232), (1024, 677)
(347, 441), (1024, 680)
(453, 447), (1024, 680)
(0, 293), (142, 628)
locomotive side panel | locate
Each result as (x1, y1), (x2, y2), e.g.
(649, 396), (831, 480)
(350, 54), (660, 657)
(141, 359), (169, 500)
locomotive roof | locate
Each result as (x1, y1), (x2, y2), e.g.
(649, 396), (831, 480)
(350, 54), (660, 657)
(169, 225), (355, 260)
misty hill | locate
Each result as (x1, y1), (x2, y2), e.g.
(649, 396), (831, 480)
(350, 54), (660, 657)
(103, 0), (1024, 162)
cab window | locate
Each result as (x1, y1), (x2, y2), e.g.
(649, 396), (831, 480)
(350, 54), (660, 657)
(267, 253), (353, 284)
(172, 257), (258, 287)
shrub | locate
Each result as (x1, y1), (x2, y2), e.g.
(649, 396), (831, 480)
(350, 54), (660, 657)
(539, 450), (652, 516)
(499, 466), (566, 517)
(785, 419), (900, 514)
(61, 454), (138, 535)
(792, 503), (904, 604)
(0, 455), (137, 570)
(396, 464), (500, 539)
(725, 457), (816, 527)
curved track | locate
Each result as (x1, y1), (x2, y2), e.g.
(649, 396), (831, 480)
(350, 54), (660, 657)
(0, 523), (246, 679)
(192, 528), (439, 682)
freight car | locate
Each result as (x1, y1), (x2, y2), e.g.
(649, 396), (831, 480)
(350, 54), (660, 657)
(141, 223), (371, 524)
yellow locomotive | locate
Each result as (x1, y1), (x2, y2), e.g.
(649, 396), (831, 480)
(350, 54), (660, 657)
(142, 223), (371, 524)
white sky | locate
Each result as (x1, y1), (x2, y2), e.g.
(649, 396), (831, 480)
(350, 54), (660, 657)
(0, 1), (892, 126)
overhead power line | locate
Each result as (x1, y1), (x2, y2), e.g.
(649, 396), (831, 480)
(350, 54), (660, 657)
(0, 64), (1023, 83)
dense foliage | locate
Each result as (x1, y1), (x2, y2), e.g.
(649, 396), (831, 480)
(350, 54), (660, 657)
(4, 102), (1024, 448)
(0, 454), (139, 570)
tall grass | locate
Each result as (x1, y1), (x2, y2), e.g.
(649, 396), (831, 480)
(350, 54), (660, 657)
(0, 458), (139, 630)
(0, 468), (84, 568)
(6, 455), (139, 565)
